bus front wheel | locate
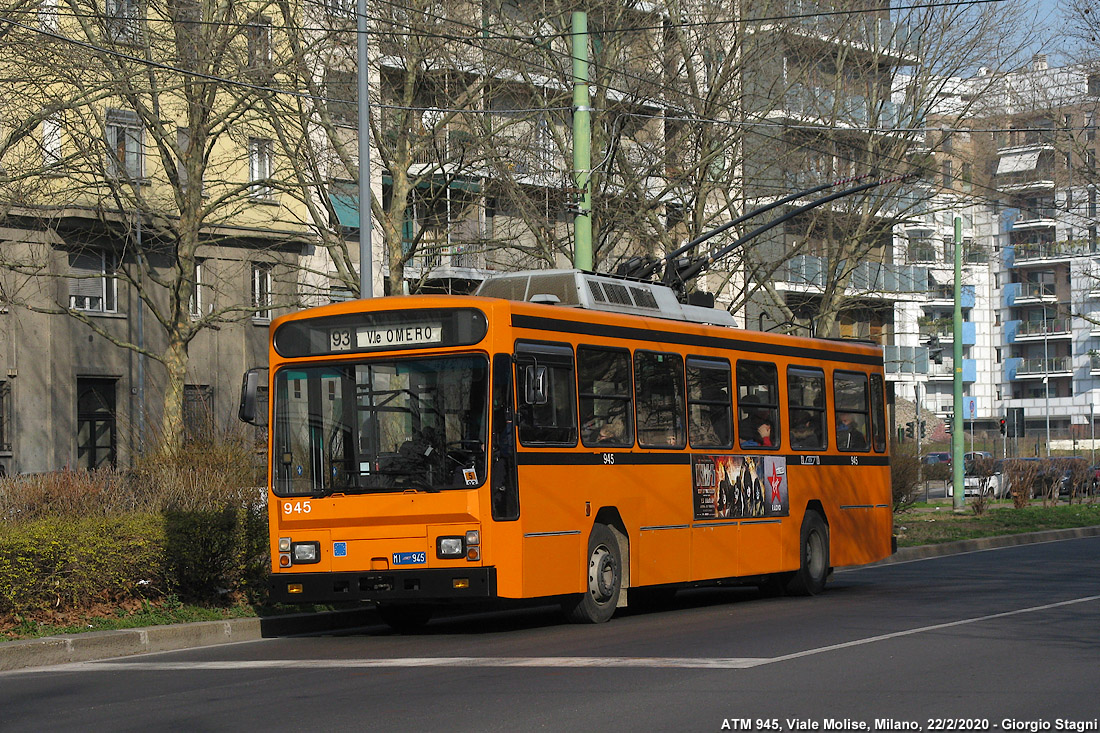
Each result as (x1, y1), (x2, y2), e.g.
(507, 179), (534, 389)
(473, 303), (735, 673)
(785, 511), (829, 596)
(563, 523), (622, 624)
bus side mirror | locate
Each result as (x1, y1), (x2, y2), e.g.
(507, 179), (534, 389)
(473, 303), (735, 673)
(238, 368), (268, 425)
(524, 365), (547, 405)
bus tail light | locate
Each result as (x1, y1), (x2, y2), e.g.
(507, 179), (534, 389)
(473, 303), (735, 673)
(279, 553), (292, 567)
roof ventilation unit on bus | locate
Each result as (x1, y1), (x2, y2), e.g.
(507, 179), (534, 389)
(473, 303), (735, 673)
(475, 269), (736, 327)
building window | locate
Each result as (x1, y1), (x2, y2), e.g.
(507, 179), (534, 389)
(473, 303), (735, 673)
(1089, 74), (1100, 97)
(38, 0), (58, 32)
(176, 127), (203, 194)
(189, 258), (207, 318)
(42, 115), (62, 167)
(249, 138), (274, 199)
(324, 69), (357, 125)
(106, 109), (143, 179)
(69, 250), (118, 313)
(324, 0), (354, 16)
(105, 0), (141, 43)
(1088, 111), (1096, 142)
(183, 384), (214, 443)
(0, 380), (10, 452)
(251, 262), (273, 320)
(77, 378), (116, 469)
(995, 347), (1002, 363)
(247, 18), (272, 75)
(941, 160), (953, 188)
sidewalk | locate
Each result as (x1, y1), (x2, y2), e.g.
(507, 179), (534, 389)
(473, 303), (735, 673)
(3, 525), (1099, 672)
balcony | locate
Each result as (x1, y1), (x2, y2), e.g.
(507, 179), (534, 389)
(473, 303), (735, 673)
(1011, 240), (1081, 263)
(1009, 356), (1073, 378)
(408, 242), (485, 274)
(1007, 317), (1071, 342)
(883, 344), (929, 375)
(927, 358), (976, 382)
(778, 255), (928, 294)
(919, 321), (977, 346)
(1004, 281), (1057, 306)
(1091, 353), (1100, 375)
(927, 283), (976, 308)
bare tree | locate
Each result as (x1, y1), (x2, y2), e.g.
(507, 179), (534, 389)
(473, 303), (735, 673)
(0, 0), (305, 451)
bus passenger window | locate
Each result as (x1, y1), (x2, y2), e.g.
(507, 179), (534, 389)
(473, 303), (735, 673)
(515, 343), (577, 446)
(687, 357), (731, 449)
(634, 351), (685, 448)
(834, 371), (869, 452)
(578, 347), (634, 448)
(788, 367), (826, 451)
(870, 374), (887, 453)
(737, 361), (780, 449)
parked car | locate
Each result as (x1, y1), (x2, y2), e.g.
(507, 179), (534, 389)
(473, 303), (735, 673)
(922, 451), (951, 465)
(961, 457), (1007, 498)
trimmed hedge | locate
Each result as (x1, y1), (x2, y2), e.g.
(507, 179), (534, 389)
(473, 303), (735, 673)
(0, 507), (269, 618)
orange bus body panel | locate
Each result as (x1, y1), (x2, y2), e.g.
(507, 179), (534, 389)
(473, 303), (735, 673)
(263, 293), (893, 605)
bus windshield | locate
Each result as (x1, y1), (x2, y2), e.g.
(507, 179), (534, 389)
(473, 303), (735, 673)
(272, 355), (489, 497)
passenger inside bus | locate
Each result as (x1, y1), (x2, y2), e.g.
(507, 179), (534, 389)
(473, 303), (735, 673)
(836, 412), (868, 451)
(588, 416), (625, 445)
(739, 395), (774, 448)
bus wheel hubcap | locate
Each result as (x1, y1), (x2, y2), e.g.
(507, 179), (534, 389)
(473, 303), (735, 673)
(589, 545), (616, 604)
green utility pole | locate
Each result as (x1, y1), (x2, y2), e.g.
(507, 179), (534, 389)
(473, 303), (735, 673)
(571, 11), (593, 270)
(952, 216), (964, 509)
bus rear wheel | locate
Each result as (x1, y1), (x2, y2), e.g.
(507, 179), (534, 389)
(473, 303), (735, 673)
(376, 603), (434, 633)
(785, 510), (829, 596)
(563, 524), (622, 624)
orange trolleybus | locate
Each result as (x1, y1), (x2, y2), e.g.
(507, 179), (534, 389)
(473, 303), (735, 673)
(239, 268), (894, 628)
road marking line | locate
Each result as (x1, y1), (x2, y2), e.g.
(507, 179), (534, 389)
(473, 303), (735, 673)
(765, 593), (1100, 665)
(11, 594), (1098, 675)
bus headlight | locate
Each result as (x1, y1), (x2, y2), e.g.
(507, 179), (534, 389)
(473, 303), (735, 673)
(437, 536), (465, 558)
(291, 541), (320, 564)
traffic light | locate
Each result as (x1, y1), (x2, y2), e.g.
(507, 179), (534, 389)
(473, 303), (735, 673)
(905, 421), (914, 438)
(919, 420), (926, 439)
(926, 335), (943, 365)
(999, 417), (1006, 435)
(944, 415), (953, 434)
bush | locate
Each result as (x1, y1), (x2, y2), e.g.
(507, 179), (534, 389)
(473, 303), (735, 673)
(0, 429), (270, 619)
(890, 445), (922, 511)
(0, 515), (166, 617)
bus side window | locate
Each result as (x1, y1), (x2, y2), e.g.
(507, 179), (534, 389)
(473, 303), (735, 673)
(687, 357), (731, 449)
(736, 361), (780, 450)
(833, 371), (870, 452)
(870, 373), (887, 453)
(635, 351), (686, 448)
(788, 366), (826, 451)
(515, 342), (577, 446)
(578, 346), (634, 448)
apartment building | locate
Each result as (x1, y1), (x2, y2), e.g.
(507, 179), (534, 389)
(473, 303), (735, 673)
(0, 0), (311, 473)
(889, 57), (1100, 448)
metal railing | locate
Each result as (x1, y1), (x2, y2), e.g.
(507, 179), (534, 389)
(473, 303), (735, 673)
(1015, 356), (1072, 375)
(1015, 318), (1070, 337)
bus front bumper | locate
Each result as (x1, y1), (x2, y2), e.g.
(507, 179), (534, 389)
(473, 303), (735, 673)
(270, 567), (497, 604)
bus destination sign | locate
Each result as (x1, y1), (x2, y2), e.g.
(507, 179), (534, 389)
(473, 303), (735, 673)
(330, 321), (443, 351)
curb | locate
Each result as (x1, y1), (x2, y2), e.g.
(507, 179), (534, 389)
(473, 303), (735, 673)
(881, 524), (1100, 563)
(0, 607), (376, 673)
(4, 526), (1099, 672)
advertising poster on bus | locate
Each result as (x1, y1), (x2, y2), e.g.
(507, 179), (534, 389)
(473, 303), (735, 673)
(692, 454), (789, 520)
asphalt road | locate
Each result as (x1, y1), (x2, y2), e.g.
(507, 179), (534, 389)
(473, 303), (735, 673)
(3, 536), (1099, 732)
